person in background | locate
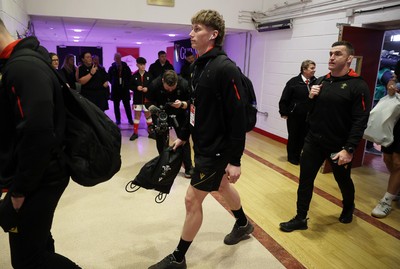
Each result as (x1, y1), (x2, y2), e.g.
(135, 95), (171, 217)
(61, 53), (77, 90)
(371, 60), (400, 218)
(0, 18), (81, 269)
(179, 50), (195, 82)
(49, 52), (67, 82)
(108, 52), (133, 125)
(280, 41), (370, 232)
(365, 62), (394, 155)
(279, 60), (316, 165)
(148, 10), (252, 269)
(49, 52), (59, 69)
(148, 50), (174, 79)
(77, 52), (109, 112)
(145, 70), (194, 178)
(129, 56), (154, 140)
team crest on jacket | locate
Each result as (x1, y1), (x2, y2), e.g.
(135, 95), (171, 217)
(341, 83), (348, 89)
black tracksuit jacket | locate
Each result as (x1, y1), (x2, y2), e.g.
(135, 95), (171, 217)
(179, 47), (246, 166)
(0, 37), (67, 194)
(307, 70), (371, 150)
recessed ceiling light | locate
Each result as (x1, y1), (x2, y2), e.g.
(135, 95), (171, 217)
(136, 42), (142, 45)
(168, 34), (176, 37)
(73, 36), (80, 39)
(73, 29), (82, 33)
(73, 39), (79, 42)
(49, 27), (54, 30)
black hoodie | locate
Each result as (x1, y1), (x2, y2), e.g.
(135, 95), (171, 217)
(179, 47), (246, 166)
(0, 36), (67, 194)
(307, 69), (370, 151)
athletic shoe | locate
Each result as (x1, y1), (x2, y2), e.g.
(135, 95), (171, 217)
(148, 254), (186, 269)
(371, 200), (392, 218)
(129, 133), (138, 141)
(224, 221), (254, 245)
(280, 216), (308, 232)
(339, 204), (355, 223)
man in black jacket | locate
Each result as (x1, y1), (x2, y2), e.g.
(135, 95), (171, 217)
(108, 52), (133, 125)
(146, 70), (193, 178)
(149, 10), (252, 269)
(179, 51), (195, 82)
(148, 50), (174, 79)
(0, 19), (81, 268)
(279, 60), (316, 165)
(280, 41), (371, 232)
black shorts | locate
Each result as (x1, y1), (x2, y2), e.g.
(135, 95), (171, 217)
(382, 120), (400, 154)
(191, 155), (229, 192)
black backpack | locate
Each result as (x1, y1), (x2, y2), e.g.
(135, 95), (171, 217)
(212, 55), (258, 132)
(239, 68), (258, 132)
(4, 49), (122, 187)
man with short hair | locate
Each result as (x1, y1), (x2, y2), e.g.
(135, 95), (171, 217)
(280, 41), (371, 232)
(148, 50), (174, 79)
(148, 10), (252, 269)
(0, 19), (81, 268)
(78, 51), (109, 112)
(179, 51), (195, 82)
(129, 56), (154, 140)
(145, 70), (194, 178)
(108, 52), (133, 125)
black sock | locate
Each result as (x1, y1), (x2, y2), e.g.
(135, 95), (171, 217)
(232, 207), (247, 226)
(172, 238), (192, 263)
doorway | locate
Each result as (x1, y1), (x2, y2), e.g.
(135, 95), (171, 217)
(343, 21), (400, 172)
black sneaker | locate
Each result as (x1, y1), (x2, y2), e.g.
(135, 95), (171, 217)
(339, 204), (355, 223)
(223, 221), (254, 245)
(279, 217), (308, 232)
(148, 254), (186, 269)
(129, 133), (138, 141)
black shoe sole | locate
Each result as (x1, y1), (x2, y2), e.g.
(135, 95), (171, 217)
(279, 225), (308, 232)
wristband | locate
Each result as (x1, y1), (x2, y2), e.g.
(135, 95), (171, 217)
(89, 72), (94, 76)
(180, 102), (185, 108)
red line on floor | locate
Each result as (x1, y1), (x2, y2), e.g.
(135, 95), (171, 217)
(244, 149), (400, 240)
(211, 192), (306, 269)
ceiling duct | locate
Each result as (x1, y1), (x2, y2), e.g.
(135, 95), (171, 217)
(256, 19), (293, 32)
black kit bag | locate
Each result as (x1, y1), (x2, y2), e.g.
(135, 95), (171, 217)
(60, 85), (122, 186)
(5, 49), (122, 187)
(126, 147), (183, 203)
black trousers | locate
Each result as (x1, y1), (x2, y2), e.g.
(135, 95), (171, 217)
(8, 177), (81, 269)
(286, 113), (308, 162)
(155, 126), (193, 171)
(296, 137), (355, 219)
(113, 98), (133, 123)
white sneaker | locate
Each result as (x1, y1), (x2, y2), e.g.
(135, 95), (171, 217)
(371, 200), (392, 218)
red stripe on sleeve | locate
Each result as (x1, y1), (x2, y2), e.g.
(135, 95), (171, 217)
(232, 79), (241, 100)
(361, 93), (366, 111)
(12, 86), (24, 118)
